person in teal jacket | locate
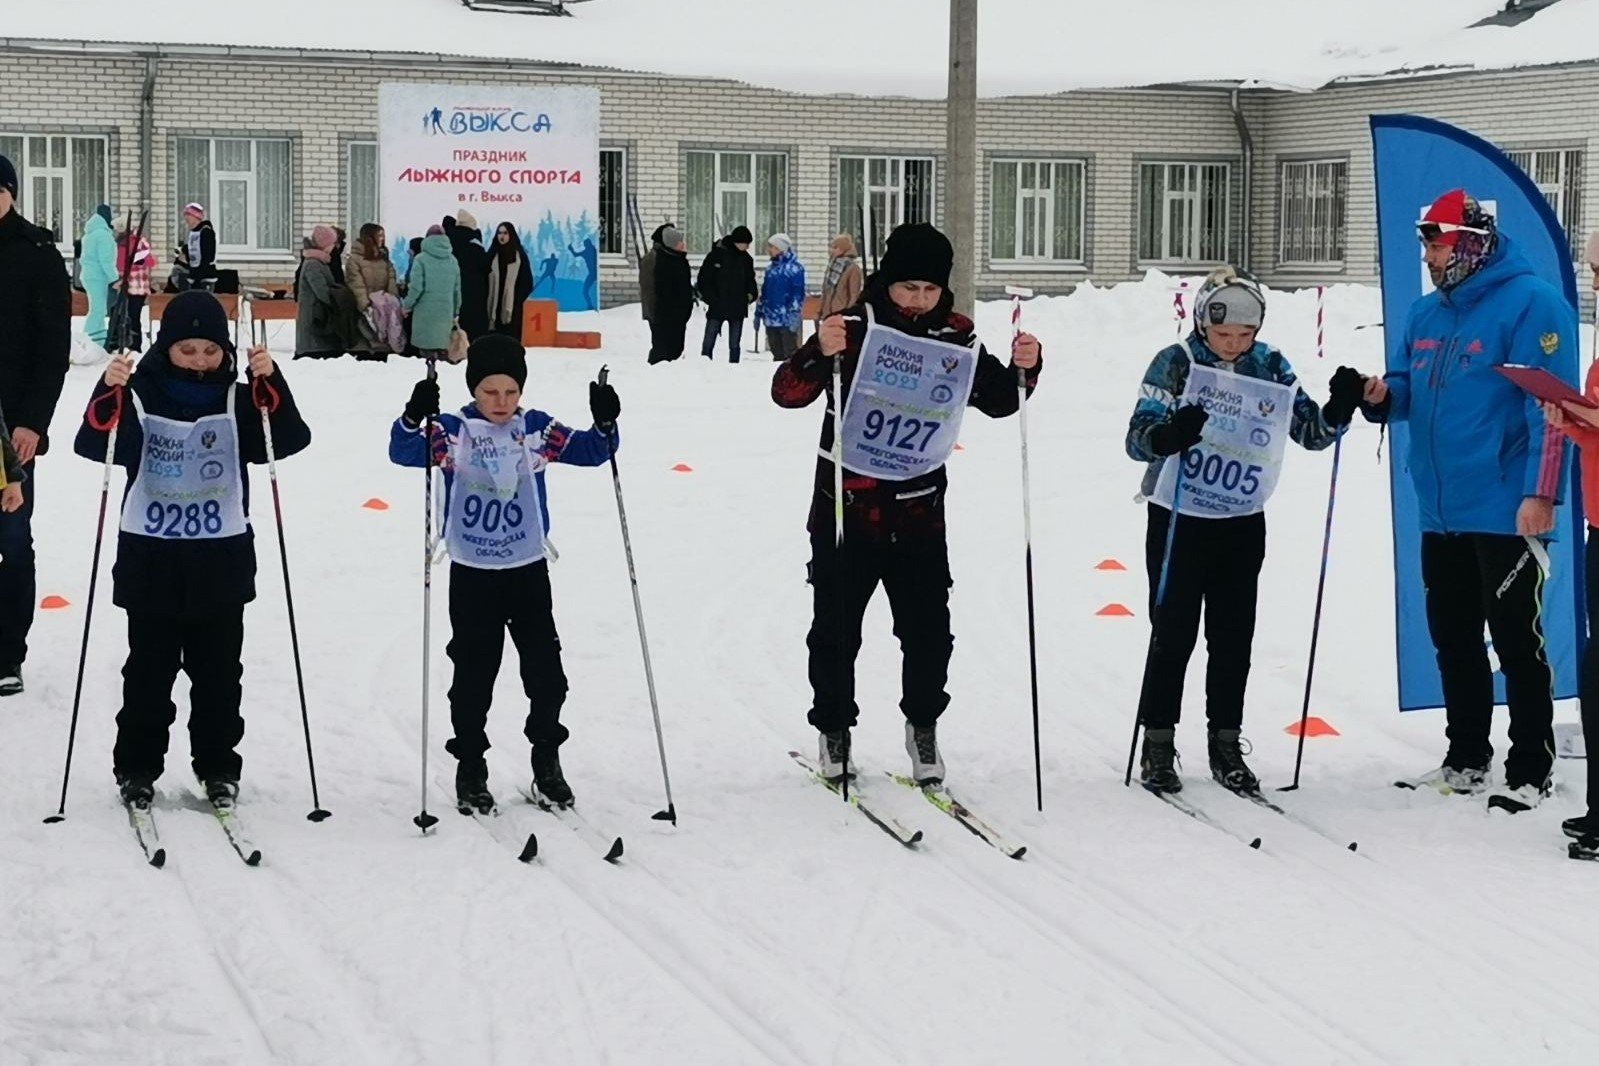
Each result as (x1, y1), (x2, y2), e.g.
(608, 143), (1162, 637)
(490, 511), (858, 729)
(80, 205), (119, 348)
(1365, 188), (1578, 811)
(401, 225), (462, 356)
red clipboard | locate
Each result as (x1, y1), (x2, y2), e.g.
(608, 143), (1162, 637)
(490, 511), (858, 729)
(1494, 364), (1598, 408)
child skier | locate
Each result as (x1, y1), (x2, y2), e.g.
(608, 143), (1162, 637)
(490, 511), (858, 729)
(74, 290), (312, 810)
(772, 221), (1042, 785)
(1125, 266), (1366, 794)
(389, 333), (622, 812)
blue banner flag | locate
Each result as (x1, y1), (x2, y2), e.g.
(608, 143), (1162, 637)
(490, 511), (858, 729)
(1371, 114), (1585, 711)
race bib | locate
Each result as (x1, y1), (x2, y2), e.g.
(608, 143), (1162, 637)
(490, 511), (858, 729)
(1150, 363), (1295, 518)
(119, 397), (248, 540)
(839, 305), (976, 481)
(445, 415), (547, 570)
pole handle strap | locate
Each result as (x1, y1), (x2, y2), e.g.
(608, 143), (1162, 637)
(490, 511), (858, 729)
(87, 385), (124, 433)
(251, 374), (281, 415)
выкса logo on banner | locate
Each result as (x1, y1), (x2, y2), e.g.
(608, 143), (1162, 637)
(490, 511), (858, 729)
(423, 105), (554, 136)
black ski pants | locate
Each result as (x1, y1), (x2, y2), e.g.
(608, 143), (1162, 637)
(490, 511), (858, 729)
(1584, 530), (1599, 816)
(1136, 505), (1266, 731)
(805, 532), (953, 733)
(0, 465), (35, 666)
(113, 608), (246, 782)
(1421, 532), (1555, 786)
(445, 559), (569, 764)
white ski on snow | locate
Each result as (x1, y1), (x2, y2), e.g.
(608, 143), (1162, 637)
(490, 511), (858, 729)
(208, 803), (263, 866)
(518, 787), (624, 863)
(789, 750), (923, 848)
(886, 772), (1026, 859)
(123, 800), (166, 868)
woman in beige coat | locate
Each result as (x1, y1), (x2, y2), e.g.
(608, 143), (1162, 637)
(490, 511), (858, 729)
(346, 223), (405, 357)
(816, 233), (864, 325)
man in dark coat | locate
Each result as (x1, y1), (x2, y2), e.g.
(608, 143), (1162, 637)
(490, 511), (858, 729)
(640, 222), (672, 324)
(696, 225), (757, 363)
(0, 154), (71, 693)
(649, 226), (694, 364)
(447, 211), (491, 341)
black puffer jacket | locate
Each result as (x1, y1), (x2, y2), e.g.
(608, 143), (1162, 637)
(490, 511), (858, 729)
(449, 224), (492, 340)
(0, 208), (70, 453)
(73, 346), (311, 618)
(695, 231), (758, 320)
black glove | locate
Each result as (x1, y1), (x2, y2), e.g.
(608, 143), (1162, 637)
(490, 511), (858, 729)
(403, 378), (440, 427)
(1148, 404), (1208, 457)
(1322, 366), (1366, 427)
(589, 380), (621, 431)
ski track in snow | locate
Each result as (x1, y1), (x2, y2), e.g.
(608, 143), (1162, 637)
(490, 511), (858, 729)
(5, 284), (1598, 1064)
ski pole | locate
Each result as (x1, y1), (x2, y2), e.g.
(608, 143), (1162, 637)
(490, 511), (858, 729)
(594, 366), (677, 824)
(1005, 284), (1043, 812)
(1124, 459), (1186, 787)
(250, 335), (330, 822)
(44, 384), (124, 824)
(1280, 428), (1344, 793)
(414, 352), (441, 833)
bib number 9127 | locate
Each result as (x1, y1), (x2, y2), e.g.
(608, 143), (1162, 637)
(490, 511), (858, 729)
(1180, 449), (1263, 496)
(144, 500), (225, 537)
(862, 409), (940, 453)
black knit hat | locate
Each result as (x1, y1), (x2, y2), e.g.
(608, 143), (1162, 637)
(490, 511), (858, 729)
(155, 291), (236, 356)
(728, 225), (753, 245)
(465, 333), (528, 392)
(0, 155), (16, 197)
(877, 223), (953, 290)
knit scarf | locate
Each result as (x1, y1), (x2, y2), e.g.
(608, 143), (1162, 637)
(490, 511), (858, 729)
(488, 253), (521, 325)
(824, 254), (854, 292)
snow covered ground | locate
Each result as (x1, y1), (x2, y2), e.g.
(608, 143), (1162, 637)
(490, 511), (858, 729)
(9, 0), (1529, 97)
(3, 276), (1597, 1065)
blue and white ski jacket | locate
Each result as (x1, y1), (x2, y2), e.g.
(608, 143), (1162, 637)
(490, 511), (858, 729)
(757, 249), (807, 333)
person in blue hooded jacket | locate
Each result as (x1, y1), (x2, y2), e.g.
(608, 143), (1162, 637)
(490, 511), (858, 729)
(1364, 188), (1578, 812)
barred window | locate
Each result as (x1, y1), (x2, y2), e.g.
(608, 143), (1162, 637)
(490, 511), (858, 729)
(1507, 148), (1584, 260)
(683, 150), (787, 255)
(837, 155), (935, 264)
(176, 136), (293, 254)
(990, 159), (1085, 263)
(1279, 160), (1347, 266)
(1138, 161), (1231, 263)
(0, 132), (110, 247)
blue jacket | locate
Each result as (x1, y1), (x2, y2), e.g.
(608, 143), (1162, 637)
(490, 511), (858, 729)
(80, 214), (118, 294)
(757, 250), (807, 332)
(1374, 236), (1575, 535)
(401, 234), (462, 351)
(1126, 334), (1338, 498)
(388, 403), (616, 536)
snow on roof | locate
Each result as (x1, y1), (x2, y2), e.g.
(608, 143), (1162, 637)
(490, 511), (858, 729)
(3, 0), (1576, 98)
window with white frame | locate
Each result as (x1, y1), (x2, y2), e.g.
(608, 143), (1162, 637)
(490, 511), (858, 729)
(175, 136), (293, 255)
(347, 140), (379, 238)
(1507, 148), (1584, 259)
(837, 155), (935, 262)
(683, 149), (788, 255)
(1278, 159), (1347, 266)
(0, 132), (109, 247)
(598, 148), (626, 256)
(1138, 161), (1231, 263)
(990, 159), (1085, 264)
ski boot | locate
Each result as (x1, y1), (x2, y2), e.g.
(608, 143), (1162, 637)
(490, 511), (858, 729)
(117, 773), (156, 810)
(1563, 813), (1598, 841)
(202, 777), (240, 810)
(1208, 729), (1260, 795)
(905, 722), (945, 786)
(531, 747), (575, 809)
(1488, 776), (1552, 814)
(0, 663), (23, 697)
(817, 729), (854, 783)
(455, 758), (496, 815)
(1401, 762), (1490, 795)
(1139, 728), (1181, 794)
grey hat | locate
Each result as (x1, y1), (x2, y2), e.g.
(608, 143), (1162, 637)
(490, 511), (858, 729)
(660, 226), (684, 248)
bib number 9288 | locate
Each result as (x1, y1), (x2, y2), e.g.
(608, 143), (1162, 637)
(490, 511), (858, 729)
(144, 500), (225, 537)
(862, 409), (940, 453)
(1180, 449), (1263, 496)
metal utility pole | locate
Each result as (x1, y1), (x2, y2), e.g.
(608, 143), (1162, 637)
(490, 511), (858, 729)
(946, 0), (978, 317)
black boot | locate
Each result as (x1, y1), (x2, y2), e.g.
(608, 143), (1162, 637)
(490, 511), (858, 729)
(1208, 729), (1260, 794)
(117, 773), (156, 809)
(455, 757), (495, 815)
(1563, 814), (1598, 841)
(531, 747), (574, 808)
(1140, 728), (1182, 793)
(202, 777), (240, 810)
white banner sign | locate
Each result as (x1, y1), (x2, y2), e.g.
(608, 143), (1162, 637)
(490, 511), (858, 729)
(378, 83), (601, 311)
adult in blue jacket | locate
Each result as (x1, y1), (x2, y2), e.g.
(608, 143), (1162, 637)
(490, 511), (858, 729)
(757, 233), (806, 361)
(1365, 188), (1577, 810)
(80, 205), (119, 347)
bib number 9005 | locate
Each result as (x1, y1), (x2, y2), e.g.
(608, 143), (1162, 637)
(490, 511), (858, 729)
(461, 493), (525, 534)
(144, 500), (225, 538)
(862, 409), (940, 453)
(1180, 449), (1263, 496)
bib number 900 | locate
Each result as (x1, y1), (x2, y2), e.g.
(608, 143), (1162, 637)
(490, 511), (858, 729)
(144, 500), (225, 537)
(462, 493), (525, 534)
(862, 409), (940, 453)
(1180, 449), (1263, 496)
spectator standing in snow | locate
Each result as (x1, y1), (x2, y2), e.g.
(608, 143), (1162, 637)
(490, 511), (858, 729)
(639, 222), (673, 324)
(79, 205), (118, 348)
(347, 223), (404, 360)
(648, 226), (693, 364)
(1125, 266), (1363, 796)
(757, 233), (806, 361)
(112, 224), (155, 353)
(447, 211), (491, 341)
(697, 225), (757, 363)
(403, 224), (462, 360)
(1365, 189), (1577, 814)
(817, 234), (864, 325)
(488, 221), (533, 341)
(294, 225), (349, 360)
(772, 222), (1042, 785)
(0, 153), (70, 696)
